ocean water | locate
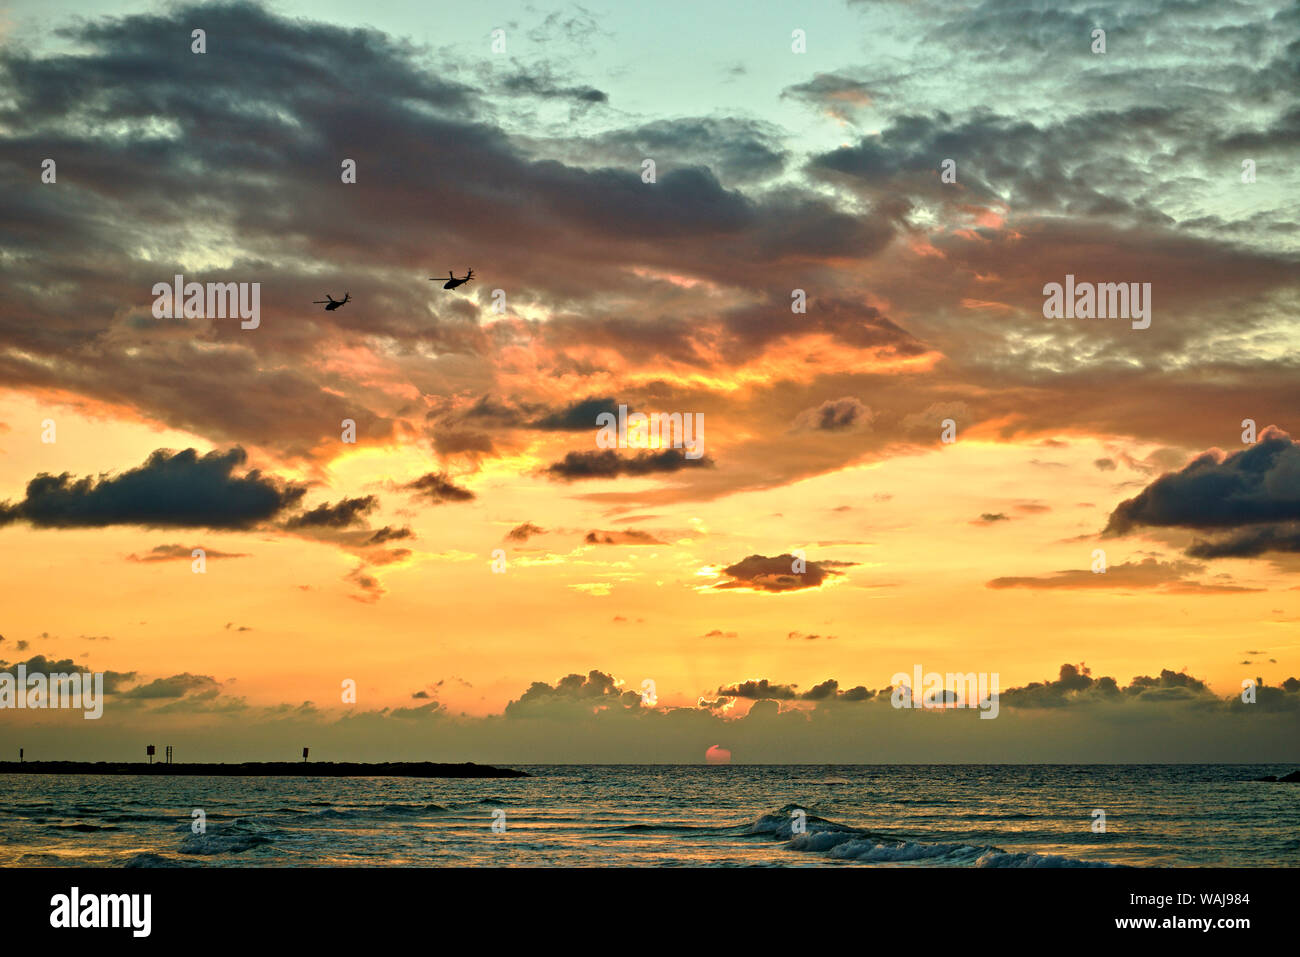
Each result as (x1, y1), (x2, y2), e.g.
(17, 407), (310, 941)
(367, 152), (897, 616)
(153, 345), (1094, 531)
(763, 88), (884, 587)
(1, 765), (1296, 867)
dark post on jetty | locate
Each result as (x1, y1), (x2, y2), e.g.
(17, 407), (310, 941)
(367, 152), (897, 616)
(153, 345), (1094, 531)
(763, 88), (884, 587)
(302, 747), (309, 763)
(146, 744), (155, 764)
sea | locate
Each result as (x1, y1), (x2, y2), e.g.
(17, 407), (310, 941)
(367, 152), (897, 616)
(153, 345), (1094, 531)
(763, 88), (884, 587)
(1, 764), (1296, 867)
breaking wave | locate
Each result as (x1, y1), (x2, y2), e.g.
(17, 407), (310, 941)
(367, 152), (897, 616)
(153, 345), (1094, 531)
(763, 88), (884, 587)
(745, 804), (1119, 867)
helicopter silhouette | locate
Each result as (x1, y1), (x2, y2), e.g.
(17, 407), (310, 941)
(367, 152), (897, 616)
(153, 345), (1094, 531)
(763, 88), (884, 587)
(313, 292), (351, 311)
(432, 268), (473, 290)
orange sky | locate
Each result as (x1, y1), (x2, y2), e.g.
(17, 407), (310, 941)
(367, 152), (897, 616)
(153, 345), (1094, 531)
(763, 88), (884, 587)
(3, 386), (1292, 720)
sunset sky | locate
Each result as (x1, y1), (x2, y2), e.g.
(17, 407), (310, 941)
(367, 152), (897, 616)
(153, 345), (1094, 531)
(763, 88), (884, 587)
(1, 0), (1298, 763)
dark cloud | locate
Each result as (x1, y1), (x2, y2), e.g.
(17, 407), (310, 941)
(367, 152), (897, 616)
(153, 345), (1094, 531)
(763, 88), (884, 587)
(364, 525), (413, 546)
(531, 397), (620, 431)
(999, 663), (1119, 709)
(1107, 429), (1300, 533)
(964, 662), (1225, 710)
(386, 701), (447, 719)
(0, 448), (305, 530)
(836, 685), (877, 702)
(578, 116), (789, 184)
(506, 522), (546, 542)
(126, 544), (249, 562)
(791, 396), (873, 432)
(988, 557), (1259, 593)
(713, 554), (856, 593)
(782, 72), (877, 124)
(346, 567), (385, 603)
(504, 669), (643, 716)
(403, 472), (475, 503)
(1236, 676), (1300, 713)
(545, 449), (714, 480)
(584, 529), (665, 545)
(453, 395), (537, 429)
(716, 677), (873, 702)
(118, 673), (221, 700)
(1123, 669), (1212, 703)
(1187, 523), (1300, 559)
(716, 678), (798, 700)
(283, 496), (377, 529)
(0, 655), (135, 693)
(1106, 429), (1300, 559)
(808, 106), (1185, 219)
(498, 68), (608, 105)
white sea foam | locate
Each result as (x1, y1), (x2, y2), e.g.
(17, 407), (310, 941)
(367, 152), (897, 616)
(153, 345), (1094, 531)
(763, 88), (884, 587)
(749, 805), (1118, 868)
(975, 850), (1121, 868)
